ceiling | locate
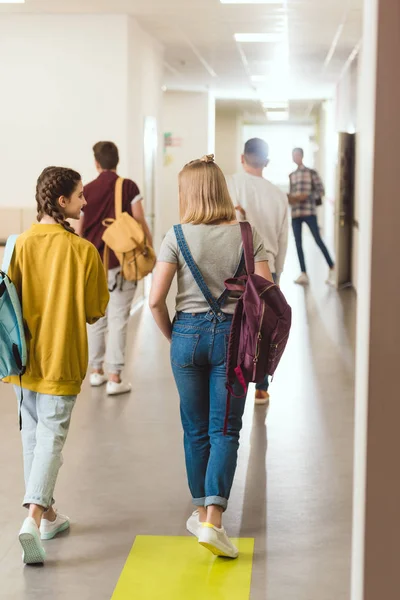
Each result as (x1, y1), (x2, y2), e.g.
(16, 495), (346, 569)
(216, 97), (320, 125)
(1, 0), (363, 113)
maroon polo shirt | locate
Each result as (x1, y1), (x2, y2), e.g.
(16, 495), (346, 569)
(83, 171), (141, 269)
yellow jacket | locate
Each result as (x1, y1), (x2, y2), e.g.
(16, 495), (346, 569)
(4, 224), (109, 395)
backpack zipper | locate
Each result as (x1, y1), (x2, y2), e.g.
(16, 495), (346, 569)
(252, 302), (266, 379)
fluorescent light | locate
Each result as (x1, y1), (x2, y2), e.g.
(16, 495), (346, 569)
(234, 33), (285, 43)
(221, 1), (283, 4)
(262, 101), (289, 109)
(266, 110), (289, 121)
(0, 0), (25, 3)
(251, 75), (267, 83)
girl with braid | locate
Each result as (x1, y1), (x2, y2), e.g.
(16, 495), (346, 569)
(4, 167), (109, 565)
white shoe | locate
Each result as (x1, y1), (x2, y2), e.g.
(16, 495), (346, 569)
(90, 372), (108, 387)
(294, 273), (310, 285)
(198, 523), (239, 559)
(186, 510), (203, 538)
(326, 268), (336, 287)
(40, 512), (70, 540)
(19, 517), (46, 564)
(106, 380), (132, 396)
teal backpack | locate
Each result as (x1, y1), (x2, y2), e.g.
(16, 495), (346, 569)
(0, 235), (27, 382)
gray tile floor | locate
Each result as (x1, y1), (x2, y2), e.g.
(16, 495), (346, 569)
(0, 234), (356, 600)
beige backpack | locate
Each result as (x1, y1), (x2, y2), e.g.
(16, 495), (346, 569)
(102, 177), (156, 284)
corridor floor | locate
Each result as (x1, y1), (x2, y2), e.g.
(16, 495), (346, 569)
(0, 235), (356, 600)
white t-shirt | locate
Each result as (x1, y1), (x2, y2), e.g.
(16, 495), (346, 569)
(227, 172), (289, 276)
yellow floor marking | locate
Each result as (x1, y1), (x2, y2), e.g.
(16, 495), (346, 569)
(111, 536), (254, 600)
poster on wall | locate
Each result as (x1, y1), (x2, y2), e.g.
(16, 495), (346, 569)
(164, 132), (183, 166)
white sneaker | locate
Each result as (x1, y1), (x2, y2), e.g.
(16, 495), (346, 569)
(186, 510), (203, 538)
(294, 273), (310, 285)
(90, 372), (108, 387)
(40, 512), (70, 540)
(326, 268), (336, 287)
(19, 517), (46, 564)
(106, 381), (132, 396)
(198, 523), (239, 559)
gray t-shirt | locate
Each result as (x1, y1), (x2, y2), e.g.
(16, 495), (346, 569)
(158, 223), (268, 314)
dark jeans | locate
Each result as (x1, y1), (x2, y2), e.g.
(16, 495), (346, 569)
(255, 273), (277, 393)
(171, 312), (246, 511)
(292, 215), (334, 273)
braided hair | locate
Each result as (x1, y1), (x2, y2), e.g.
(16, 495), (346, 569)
(36, 167), (82, 235)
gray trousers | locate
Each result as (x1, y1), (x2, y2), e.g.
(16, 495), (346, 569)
(15, 387), (76, 509)
(88, 267), (136, 374)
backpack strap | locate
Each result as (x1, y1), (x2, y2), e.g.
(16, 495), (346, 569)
(218, 251), (245, 308)
(239, 222), (255, 275)
(115, 177), (124, 219)
(102, 178), (124, 279)
(1, 235), (18, 274)
(174, 225), (226, 322)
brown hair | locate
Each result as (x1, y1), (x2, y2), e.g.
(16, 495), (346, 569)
(36, 167), (81, 235)
(93, 141), (119, 170)
(179, 154), (236, 225)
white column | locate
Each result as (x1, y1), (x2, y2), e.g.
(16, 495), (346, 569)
(215, 108), (243, 177)
(352, 0), (400, 598)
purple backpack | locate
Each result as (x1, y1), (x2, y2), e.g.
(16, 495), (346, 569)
(224, 222), (292, 431)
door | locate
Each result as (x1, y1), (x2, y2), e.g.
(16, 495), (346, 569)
(335, 132), (356, 288)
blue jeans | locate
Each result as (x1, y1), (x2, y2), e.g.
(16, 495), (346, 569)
(14, 387), (76, 509)
(171, 313), (246, 511)
(292, 215), (334, 273)
(255, 272), (277, 393)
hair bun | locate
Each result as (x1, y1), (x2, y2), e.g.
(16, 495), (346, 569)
(200, 154), (215, 164)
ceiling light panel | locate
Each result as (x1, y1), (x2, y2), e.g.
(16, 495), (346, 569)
(221, 1), (284, 4)
(0, 0), (25, 3)
(266, 110), (289, 121)
(234, 33), (285, 43)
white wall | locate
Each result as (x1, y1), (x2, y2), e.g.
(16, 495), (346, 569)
(0, 15), (130, 207)
(127, 18), (164, 247)
(318, 100), (337, 246)
(0, 15), (164, 219)
(336, 60), (358, 134)
(161, 91), (214, 237)
(215, 109), (243, 177)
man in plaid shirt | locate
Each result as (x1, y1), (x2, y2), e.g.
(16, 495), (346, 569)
(289, 148), (335, 285)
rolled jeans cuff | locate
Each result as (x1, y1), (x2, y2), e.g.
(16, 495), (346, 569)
(192, 497), (206, 507)
(23, 495), (55, 510)
(205, 495), (228, 511)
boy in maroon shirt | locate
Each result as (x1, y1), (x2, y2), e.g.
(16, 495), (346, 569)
(79, 141), (153, 395)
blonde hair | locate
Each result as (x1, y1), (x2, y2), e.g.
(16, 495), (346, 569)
(179, 154), (236, 224)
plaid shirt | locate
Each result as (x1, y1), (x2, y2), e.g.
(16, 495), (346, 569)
(289, 165), (325, 219)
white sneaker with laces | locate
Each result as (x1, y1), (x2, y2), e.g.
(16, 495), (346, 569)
(186, 510), (202, 538)
(326, 268), (336, 287)
(19, 517), (46, 564)
(40, 512), (70, 540)
(106, 381), (132, 396)
(198, 523), (239, 559)
(294, 273), (310, 285)
(90, 373), (108, 387)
